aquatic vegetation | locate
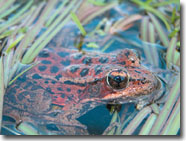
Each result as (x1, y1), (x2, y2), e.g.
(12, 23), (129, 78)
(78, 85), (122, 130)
(0, 0), (180, 135)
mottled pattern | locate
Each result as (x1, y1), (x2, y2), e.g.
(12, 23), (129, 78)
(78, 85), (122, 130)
(3, 47), (161, 134)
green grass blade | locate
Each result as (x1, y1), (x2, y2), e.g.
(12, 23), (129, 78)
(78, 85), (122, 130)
(45, 0), (69, 27)
(106, 111), (118, 135)
(166, 37), (177, 68)
(22, 0), (82, 64)
(139, 113), (157, 135)
(101, 39), (114, 52)
(160, 97), (180, 135)
(17, 122), (39, 135)
(71, 12), (87, 36)
(0, 57), (5, 132)
(15, 0), (58, 63)
(6, 34), (25, 54)
(148, 12), (169, 47)
(82, 1), (118, 24)
(8, 62), (39, 85)
(0, 4), (20, 19)
(0, 0), (34, 34)
(21, 0), (78, 64)
(149, 76), (180, 135)
(0, 0), (15, 14)
(88, 0), (108, 6)
(122, 107), (152, 135)
(131, 0), (171, 31)
(151, 0), (180, 7)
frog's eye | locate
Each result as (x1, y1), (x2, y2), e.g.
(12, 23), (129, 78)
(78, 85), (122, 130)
(106, 69), (129, 90)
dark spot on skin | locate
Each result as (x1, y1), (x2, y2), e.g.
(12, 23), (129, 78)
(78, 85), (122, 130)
(50, 66), (59, 73)
(134, 70), (141, 74)
(57, 87), (63, 91)
(61, 93), (66, 98)
(51, 80), (56, 84)
(80, 68), (89, 77)
(119, 61), (126, 65)
(73, 53), (82, 60)
(31, 85), (43, 91)
(17, 74), (27, 82)
(66, 88), (71, 92)
(57, 51), (70, 58)
(70, 66), (79, 73)
(77, 89), (82, 94)
(99, 57), (108, 63)
(125, 51), (130, 57)
(23, 81), (33, 89)
(39, 50), (50, 58)
(83, 57), (92, 65)
(41, 60), (51, 64)
(55, 74), (62, 80)
(64, 80), (86, 87)
(46, 87), (54, 94)
(61, 60), (71, 66)
(32, 74), (42, 79)
(38, 65), (47, 72)
(94, 65), (103, 75)
(45, 80), (49, 84)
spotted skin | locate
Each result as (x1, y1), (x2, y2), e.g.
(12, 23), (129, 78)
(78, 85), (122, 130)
(3, 47), (160, 134)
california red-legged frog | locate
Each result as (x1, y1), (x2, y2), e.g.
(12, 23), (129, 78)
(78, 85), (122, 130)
(3, 45), (161, 134)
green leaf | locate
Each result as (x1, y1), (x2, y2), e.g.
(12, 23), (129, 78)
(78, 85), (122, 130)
(71, 12), (87, 36)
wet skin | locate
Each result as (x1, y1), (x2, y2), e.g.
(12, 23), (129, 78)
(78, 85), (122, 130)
(3, 47), (160, 134)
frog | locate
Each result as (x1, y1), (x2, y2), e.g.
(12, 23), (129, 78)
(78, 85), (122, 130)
(3, 45), (161, 135)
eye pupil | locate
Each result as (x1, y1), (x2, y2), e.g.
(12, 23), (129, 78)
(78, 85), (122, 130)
(106, 69), (129, 90)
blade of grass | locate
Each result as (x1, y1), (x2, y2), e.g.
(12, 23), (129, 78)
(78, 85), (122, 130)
(160, 97), (180, 135)
(17, 122), (39, 135)
(149, 75), (180, 135)
(106, 111), (118, 135)
(110, 14), (142, 34)
(0, 27), (26, 39)
(0, 4), (20, 19)
(8, 62), (39, 85)
(101, 39), (114, 52)
(14, 0), (58, 63)
(166, 36), (177, 68)
(151, 0), (180, 7)
(131, 0), (171, 31)
(140, 17), (156, 66)
(148, 12), (169, 47)
(25, 2), (45, 27)
(0, 57), (5, 132)
(0, 2), (34, 35)
(122, 106), (152, 135)
(45, 0), (69, 27)
(22, 0), (82, 64)
(0, 0), (34, 33)
(6, 34), (25, 54)
(21, 0), (79, 64)
(71, 12), (87, 36)
(139, 113), (157, 135)
(0, 0), (15, 14)
(82, 1), (118, 25)
(88, 0), (108, 6)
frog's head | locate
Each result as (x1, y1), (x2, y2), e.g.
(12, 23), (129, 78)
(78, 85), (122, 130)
(81, 65), (161, 104)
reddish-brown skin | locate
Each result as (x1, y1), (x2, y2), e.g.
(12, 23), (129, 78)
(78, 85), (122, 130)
(3, 46), (160, 134)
